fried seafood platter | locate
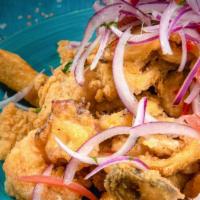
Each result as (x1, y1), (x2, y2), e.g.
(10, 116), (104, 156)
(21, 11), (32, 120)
(1, 0), (200, 200)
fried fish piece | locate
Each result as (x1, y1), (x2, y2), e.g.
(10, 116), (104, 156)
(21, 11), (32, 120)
(105, 164), (184, 200)
(0, 103), (37, 160)
(139, 139), (200, 176)
(184, 172), (200, 198)
(35, 100), (99, 164)
(3, 130), (81, 200)
(157, 71), (186, 117)
(0, 49), (47, 106)
(100, 193), (115, 200)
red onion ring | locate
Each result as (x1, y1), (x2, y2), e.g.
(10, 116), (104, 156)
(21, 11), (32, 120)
(192, 93), (200, 115)
(174, 58), (200, 105)
(169, 6), (191, 32)
(178, 30), (187, 72)
(0, 84), (32, 109)
(93, 0), (104, 12)
(137, 2), (168, 13)
(185, 82), (200, 104)
(71, 2), (150, 72)
(71, 3), (123, 72)
(186, 0), (200, 15)
(63, 121), (199, 182)
(64, 126), (131, 183)
(74, 35), (101, 85)
(55, 98), (146, 166)
(32, 165), (53, 200)
(159, 1), (179, 55)
(110, 25), (159, 44)
(90, 29), (111, 70)
(85, 156), (148, 180)
(112, 27), (138, 114)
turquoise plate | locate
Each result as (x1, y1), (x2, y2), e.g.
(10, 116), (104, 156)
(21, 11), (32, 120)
(0, 8), (93, 199)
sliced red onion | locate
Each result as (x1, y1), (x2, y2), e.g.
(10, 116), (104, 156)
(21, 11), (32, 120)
(93, 0), (104, 12)
(169, 6), (191, 32)
(185, 82), (200, 104)
(133, 97), (147, 126)
(64, 121), (200, 182)
(2, 92), (30, 111)
(186, 0), (200, 15)
(151, 10), (162, 21)
(85, 156), (148, 180)
(71, 2), (149, 72)
(192, 93), (200, 115)
(32, 165), (53, 200)
(15, 103), (29, 111)
(74, 35), (101, 85)
(185, 29), (200, 43)
(55, 136), (97, 165)
(64, 126), (131, 183)
(110, 25), (159, 44)
(178, 30), (187, 72)
(120, 0), (150, 25)
(120, 21), (141, 31)
(90, 29), (111, 70)
(142, 25), (159, 33)
(159, 1), (179, 55)
(174, 58), (200, 105)
(0, 85), (32, 109)
(102, 0), (118, 5)
(112, 28), (138, 114)
(137, 2), (168, 13)
(56, 98), (146, 166)
(71, 3), (123, 72)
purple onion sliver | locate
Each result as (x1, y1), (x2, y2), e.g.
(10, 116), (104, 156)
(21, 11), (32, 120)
(178, 30), (187, 72)
(112, 28), (138, 114)
(174, 58), (200, 105)
(70, 3), (124, 72)
(185, 82), (200, 104)
(74, 35), (101, 85)
(32, 165), (53, 200)
(90, 29), (111, 70)
(85, 156), (148, 180)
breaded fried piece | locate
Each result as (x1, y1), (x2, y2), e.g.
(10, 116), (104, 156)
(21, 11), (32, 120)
(184, 172), (200, 198)
(99, 110), (132, 129)
(35, 100), (98, 164)
(3, 130), (80, 200)
(157, 71), (185, 117)
(35, 67), (88, 127)
(57, 40), (76, 64)
(139, 139), (200, 176)
(0, 49), (47, 106)
(0, 103), (37, 160)
(100, 193), (115, 200)
(3, 130), (47, 200)
(105, 164), (184, 200)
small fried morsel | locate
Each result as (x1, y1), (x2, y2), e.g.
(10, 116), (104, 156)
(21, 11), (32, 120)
(105, 164), (184, 200)
(57, 40), (76, 64)
(0, 49), (47, 106)
(100, 193), (115, 200)
(36, 99), (99, 164)
(184, 172), (200, 198)
(0, 103), (37, 160)
(140, 140), (200, 176)
(157, 71), (186, 117)
(3, 130), (81, 200)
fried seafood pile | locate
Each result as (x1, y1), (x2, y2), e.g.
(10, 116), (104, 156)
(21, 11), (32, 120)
(1, 12), (200, 199)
